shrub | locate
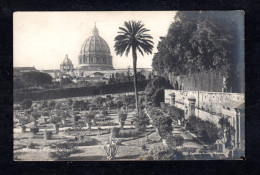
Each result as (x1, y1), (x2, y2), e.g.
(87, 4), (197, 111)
(30, 127), (39, 134)
(49, 142), (78, 160)
(74, 115), (81, 123)
(116, 129), (140, 138)
(44, 130), (52, 140)
(73, 100), (89, 110)
(48, 100), (56, 108)
(175, 135), (184, 146)
(147, 145), (184, 160)
(27, 142), (36, 149)
(133, 110), (150, 133)
(167, 106), (185, 122)
(67, 99), (73, 106)
(186, 116), (219, 145)
(111, 127), (120, 138)
(146, 106), (173, 139)
(92, 97), (104, 107)
(145, 76), (172, 107)
(100, 109), (109, 117)
(21, 99), (32, 109)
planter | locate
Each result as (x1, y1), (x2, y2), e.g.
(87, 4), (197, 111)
(20, 125), (27, 133)
(30, 127), (39, 135)
(44, 131), (52, 140)
(53, 124), (60, 133)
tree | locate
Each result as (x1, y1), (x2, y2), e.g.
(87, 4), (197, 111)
(20, 72), (53, 87)
(60, 77), (73, 87)
(145, 76), (173, 107)
(133, 110), (150, 140)
(152, 11), (244, 92)
(114, 21), (154, 116)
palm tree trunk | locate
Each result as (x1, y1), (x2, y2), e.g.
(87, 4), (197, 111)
(132, 46), (139, 117)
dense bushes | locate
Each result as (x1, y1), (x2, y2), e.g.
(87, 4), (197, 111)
(145, 76), (172, 107)
(49, 142), (78, 160)
(146, 106), (173, 140)
(73, 100), (89, 110)
(14, 80), (149, 102)
(147, 145), (184, 160)
(167, 105), (185, 122)
(186, 116), (219, 144)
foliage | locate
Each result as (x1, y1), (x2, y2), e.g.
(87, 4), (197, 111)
(41, 100), (48, 108)
(14, 80), (149, 102)
(146, 106), (173, 139)
(111, 127), (120, 138)
(67, 99), (73, 106)
(133, 110), (150, 133)
(44, 130), (52, 140)
(48, 100), (56, 108)
(152, 11), (243, 92)
(21, 99), (32, 109)
(186, 116), (219, 144)
(92, 96), (104, 107)
(174, 135), (184, 146)
(218, 117), (235, 148)
(147, 145), (184, 160)
(72, 100), (89, 110)
(49, 142), (78, 160)
(116, 129), (140, 138)
(27, 142), (37, 149)
(99, 109), (109, 117)
(99, 135), (120, 160)
(60, 77), (73, 86)
(30, 127), (39, 134)
(167, 105), (185, 122)
(20, 71), (53, 86)
(114, 20), (154, 116)
(145, 76), (172, 107)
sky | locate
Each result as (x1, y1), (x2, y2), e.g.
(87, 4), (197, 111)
(13, 11), (177, 70)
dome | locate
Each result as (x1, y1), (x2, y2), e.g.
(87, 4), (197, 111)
(77, 24), (114, 71)
(60, 55), (74, 72)
(80, 26), (111, 55)
(63, 55), (73, 65)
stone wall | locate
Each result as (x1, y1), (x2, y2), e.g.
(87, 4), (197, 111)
(165, 89), (245, 125)
(168, 69), (224, 92)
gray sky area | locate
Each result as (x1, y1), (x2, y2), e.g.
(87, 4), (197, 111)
(14, 11), (177, 70)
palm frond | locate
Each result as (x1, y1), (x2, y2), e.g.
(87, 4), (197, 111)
(114, 20), (154, 57)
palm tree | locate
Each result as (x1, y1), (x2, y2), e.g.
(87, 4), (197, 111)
(114, 20), (153, 116)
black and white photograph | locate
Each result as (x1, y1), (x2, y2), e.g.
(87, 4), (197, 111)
(13, 11), (245, 161)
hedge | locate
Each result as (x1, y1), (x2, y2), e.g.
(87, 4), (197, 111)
(14, 80), (149, 102)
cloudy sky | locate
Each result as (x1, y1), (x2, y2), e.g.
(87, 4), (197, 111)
(14, 11), (176, 70)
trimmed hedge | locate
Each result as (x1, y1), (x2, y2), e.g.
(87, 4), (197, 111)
(14, 80), (149, 102)
(186, 116), (219, 145)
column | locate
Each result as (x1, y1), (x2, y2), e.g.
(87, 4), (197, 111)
(188, 96), (196, 118)
(169, 93), (175, 106)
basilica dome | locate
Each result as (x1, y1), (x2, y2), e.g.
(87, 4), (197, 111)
(77, 24), (114, 71)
